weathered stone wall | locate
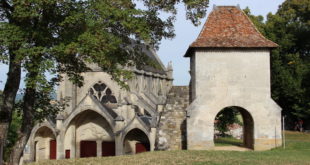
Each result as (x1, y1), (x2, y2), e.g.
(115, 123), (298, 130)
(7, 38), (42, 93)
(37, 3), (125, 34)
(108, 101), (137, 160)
(157, 86), (189, 150)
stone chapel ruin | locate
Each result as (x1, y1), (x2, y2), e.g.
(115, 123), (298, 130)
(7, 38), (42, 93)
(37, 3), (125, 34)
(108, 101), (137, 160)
(20, 5), (282, 164)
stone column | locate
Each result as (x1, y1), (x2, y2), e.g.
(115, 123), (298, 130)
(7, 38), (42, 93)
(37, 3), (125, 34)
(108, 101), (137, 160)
(115, 134), (123, 156)
(114, 117), (124, 156)
(96, 140), (102, 157)
(76, 141), (80, 158)
(56, 134), (64, 159)
(71, 125), (76, 158)
(149, 128), (157, 151)
(29, 140), (35, 162)
(56, 117), (65, 159)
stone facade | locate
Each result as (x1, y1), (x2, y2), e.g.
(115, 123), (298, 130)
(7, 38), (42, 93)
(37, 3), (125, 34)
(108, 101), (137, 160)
(157, 86), (189, 150)
(21, 48), (174, 164)
(185, 6), (282, 151)
(186, 49), (282, 150)
(20, 5), (283, 165)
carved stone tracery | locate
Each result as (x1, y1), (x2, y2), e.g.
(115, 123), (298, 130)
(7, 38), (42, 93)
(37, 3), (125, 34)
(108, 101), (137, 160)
(89, 82), (117, 106)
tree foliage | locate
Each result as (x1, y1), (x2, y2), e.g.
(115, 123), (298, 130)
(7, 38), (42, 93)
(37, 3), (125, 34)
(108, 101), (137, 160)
(0, 0), (210, 90)
(215, 107), (242, 135)
(245, 0), (310, 127)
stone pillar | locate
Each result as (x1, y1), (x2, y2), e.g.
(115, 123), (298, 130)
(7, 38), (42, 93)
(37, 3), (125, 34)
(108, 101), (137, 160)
(71, 125), (76, 158)
(56, 117), (64, 159)
(115, 134), (123, 156)
(167, 61), (173, 80)
(56, 134), (64, 159)
(29, 140), (35, 162)
(76, 141), (80, 158)
(149, 128), (157, 151)
(114, 117), (124, 156)
(96, 140), (102, 157)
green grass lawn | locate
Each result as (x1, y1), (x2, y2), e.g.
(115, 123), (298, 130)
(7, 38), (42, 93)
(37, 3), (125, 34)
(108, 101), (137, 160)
(214, 136), (243, 146)
(31, 131), (310, 165)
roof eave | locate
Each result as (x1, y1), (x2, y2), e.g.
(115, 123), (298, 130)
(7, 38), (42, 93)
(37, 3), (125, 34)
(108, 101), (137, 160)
(184, 46), (278, 57)
(184, 47), (193, 57)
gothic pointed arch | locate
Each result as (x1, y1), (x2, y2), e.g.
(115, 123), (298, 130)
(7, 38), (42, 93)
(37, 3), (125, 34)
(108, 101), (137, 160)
(30, 123), (57, 161)
(62, 102), (116, 134)
(63, 109), (115, 158)
(119, 114), (151, 139)
(122, 128), (150, 154)
(30, 122), (57, 141)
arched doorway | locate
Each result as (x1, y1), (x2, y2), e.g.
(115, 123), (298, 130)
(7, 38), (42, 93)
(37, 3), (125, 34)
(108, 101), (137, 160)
(214, 106), (254, 149)
(123, 129), (150, 154)
(33, 126), (56, 161)
(64, 110), (115, 158)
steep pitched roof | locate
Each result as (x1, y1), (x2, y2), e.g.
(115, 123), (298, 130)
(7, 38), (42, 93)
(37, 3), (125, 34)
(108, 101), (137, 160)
(140, 45), (167, 75)
(185, 6), (278, 57)
(128, 42), (167, 75)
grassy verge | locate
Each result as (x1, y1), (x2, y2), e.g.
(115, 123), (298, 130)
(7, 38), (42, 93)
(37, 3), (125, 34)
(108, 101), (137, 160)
(30, 131), (310, 165)
(214, 136), (242, 146)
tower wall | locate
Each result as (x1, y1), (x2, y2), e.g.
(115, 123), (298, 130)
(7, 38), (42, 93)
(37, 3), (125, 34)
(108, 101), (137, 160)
(192, 49), (271, 100)
(187, 49), (282, 150)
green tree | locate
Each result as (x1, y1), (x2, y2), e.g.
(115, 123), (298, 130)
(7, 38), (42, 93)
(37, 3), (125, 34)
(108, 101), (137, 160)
(245, 0), (310, 127)
(4, 112), (21, 162)
(266, 0), (310, 124)
(215, 107), (242, 136)
(0, 1), (210, 164)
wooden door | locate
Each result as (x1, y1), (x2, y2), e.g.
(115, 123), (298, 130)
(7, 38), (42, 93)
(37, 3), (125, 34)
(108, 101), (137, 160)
(135, 143), (149, 153)
(80, 141), (97, 158)
(49, 140), (57, 160)
(65, 150), (70, 159)
(102, 142), (115, 156)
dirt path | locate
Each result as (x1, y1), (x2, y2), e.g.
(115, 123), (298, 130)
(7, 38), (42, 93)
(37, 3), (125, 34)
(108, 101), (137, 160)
(213, 146), (252, 151)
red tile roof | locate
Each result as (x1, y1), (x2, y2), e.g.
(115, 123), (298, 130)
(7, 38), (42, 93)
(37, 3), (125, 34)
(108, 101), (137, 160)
(184, 6), (278, 57)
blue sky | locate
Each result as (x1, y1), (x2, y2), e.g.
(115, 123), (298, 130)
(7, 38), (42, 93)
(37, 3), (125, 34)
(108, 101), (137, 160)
(0, 0), (285, 90)
(157, 0), (285, 85)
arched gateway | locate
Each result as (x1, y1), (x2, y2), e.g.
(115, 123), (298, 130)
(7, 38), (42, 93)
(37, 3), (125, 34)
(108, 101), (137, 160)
(63, 110), (115, 158)
(123, 128), (150, 154)
(214, 106), (254, 149)
(185, 6), (282, 151)
(31, 125), (57, 161)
